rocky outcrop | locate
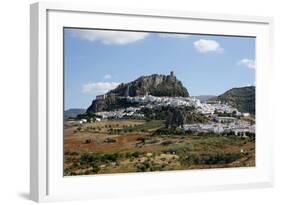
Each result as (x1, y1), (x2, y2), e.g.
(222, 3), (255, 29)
(87, 72), (189, 113)
(107, 72), (189, 97)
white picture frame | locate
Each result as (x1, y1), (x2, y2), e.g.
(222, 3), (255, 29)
(30, 2), (274, 202)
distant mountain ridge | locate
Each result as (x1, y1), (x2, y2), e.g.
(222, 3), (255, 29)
(64, 108), (86, 119)
(194, 95), (217, 103)
(214, 86), (255, 114)
(87, 72), (189, 113)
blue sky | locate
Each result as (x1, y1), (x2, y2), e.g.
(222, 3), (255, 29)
(64, 28), (255, 110)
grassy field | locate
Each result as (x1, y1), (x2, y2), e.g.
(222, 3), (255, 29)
(64, 119), (255, 176)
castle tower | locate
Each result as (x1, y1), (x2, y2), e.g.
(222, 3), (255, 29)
(170, 71), (175, 77)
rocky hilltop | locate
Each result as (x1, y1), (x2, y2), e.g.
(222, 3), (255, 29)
(87, 71), (189, 113)
(108, 71), (189, 97)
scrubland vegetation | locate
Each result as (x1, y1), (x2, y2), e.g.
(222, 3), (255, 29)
(64, 119), (255, 176)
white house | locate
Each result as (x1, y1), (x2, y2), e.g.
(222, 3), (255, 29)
(79, 119), (87, 124)
(243, 113), (250, 117)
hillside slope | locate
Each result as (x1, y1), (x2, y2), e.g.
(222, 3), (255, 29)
(215, 86), (255, 114)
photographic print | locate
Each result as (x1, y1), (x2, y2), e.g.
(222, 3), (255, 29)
(63, 28), (255, 176)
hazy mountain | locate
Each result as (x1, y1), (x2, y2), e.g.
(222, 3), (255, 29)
(64, 108), (86, 119)
(194, 95), (217, 103)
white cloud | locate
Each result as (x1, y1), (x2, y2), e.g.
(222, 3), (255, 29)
(103, 74), (112, 80)
(237, 58), (256, 69)
(158, 33), (190, 38)
(193, 39), (223, 53)
(69, 29), (149, 45)
(82, 82), (120, 94)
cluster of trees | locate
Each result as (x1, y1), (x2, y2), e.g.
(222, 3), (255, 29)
(108, 124), (137, 134)
(136, 159), (165, 172)
(182, 152), (243, 166)
(137, 106), (176, 120)
(214, 110), (239, 117)
(137, 105), (208, 129)
(154, 127), (186, 135)
(80, 151), (143, 167)
(77, 152), (122, 175)
(76, 112), (101, 122)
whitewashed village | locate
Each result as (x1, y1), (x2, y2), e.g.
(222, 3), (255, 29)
(77, 93), (255, 138)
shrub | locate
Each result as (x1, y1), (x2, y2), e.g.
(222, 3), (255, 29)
(101, 153), (119, 162)
(136, 164), (146, 172)
(161, 140), (173, 146)
(69, 172), (77, 176)
(92, 165), (100, 174)
(145, 139), (160, 144)
(103, 138), (117, 143)
(136, 137), (146, 143)
(80, 153), (99, 164)
(136, 160), (153, 172)
(131, 151), (140, 158)
(84, 139), (92, 144)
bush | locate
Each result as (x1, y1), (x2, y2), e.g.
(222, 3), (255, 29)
(161, 140), (174, 146)
(80, 152), (122, 167)
(92, 165), (100, 174)
(136, 164), (146, 172)
(101, 153), (119, 162)
(145, 139), (160, 144)
(80, 153), (99, 164)
(103, 138), (117, 143)
(136, 160), (153, 172)
(131, 151), (140, 158)
(84, 139), (92, 144)
(136, 137), (146, 143)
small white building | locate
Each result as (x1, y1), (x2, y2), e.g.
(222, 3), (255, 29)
(79, 119), (87, 124)
(243, 113), (250, 117)
(213, 125), (224, 134)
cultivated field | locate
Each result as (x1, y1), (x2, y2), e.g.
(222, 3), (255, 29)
(64, 119), (255, 176)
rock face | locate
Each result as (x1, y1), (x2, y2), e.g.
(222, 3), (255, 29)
(108, 72), (189, 97)
(215, 86), (255, 114)
(165, 107), (208, 128)
(87, 72), (189, 113)
(87, 95), (138, 113)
